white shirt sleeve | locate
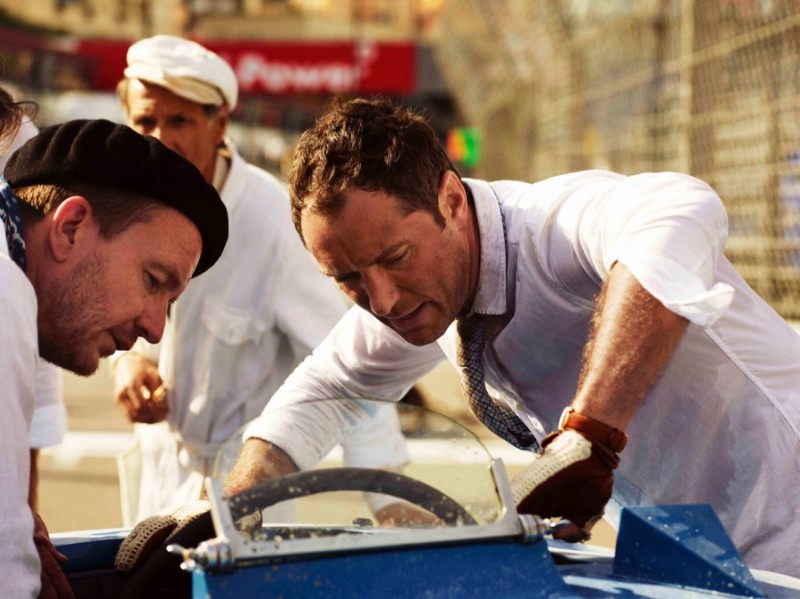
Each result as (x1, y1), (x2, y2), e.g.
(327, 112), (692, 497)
(341, 402), (410, 470)
(550, 171), (735, 327)
(1, 117), (45, 595)
(0, 256), (42, 597)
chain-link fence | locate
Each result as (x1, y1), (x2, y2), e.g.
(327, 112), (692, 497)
(434, 0), (800, 318)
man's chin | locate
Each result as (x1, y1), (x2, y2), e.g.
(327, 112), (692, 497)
(68, 354), (103, 377)
(39, 350), (100, 377)
(374, 309), (449, 346)
(70, 362), (101, 377)
(396, 325), (444, 347)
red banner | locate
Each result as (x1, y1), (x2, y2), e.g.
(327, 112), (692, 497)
(73, 39), (417, 95)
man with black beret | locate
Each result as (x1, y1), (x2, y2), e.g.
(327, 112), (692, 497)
(0, 117), (227, 597)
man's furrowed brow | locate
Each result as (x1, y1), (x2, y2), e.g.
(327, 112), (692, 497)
(329, 268), (357, 282)
(319, 241), (410, 281)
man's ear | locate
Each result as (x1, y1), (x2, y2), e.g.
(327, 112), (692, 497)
(438, 170), (468, 220)
(48, 196), (95, 262)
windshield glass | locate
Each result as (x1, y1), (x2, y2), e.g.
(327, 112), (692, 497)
(212, 399), (504, 543)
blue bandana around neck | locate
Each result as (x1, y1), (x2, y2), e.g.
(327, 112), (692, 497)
(0, 176), (27, 272)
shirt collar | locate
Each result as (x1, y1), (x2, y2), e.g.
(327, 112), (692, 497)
(464, 178), (507, 317)
(211, 142), (232, 192)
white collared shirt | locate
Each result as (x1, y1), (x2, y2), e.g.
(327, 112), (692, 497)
(245, 170), (800, 576)
(1, 117), (52, 596)
(1, 118), (67, 450)
(0, 230), (42, 597)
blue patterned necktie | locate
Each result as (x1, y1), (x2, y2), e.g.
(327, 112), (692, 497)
(0, 176), (26, 272)
(456, 313), (539, 451)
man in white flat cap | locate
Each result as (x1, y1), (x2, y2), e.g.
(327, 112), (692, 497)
(112, 35), (411, 524)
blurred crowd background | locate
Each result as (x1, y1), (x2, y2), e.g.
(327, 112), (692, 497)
(2, 0), (799, 533)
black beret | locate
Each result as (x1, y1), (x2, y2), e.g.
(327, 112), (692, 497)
(4, 118), (227, 277)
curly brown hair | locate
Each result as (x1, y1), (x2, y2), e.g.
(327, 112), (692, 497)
(288, 97), (458, 244)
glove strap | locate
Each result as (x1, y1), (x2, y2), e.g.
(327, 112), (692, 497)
(558, 407), (628, 453)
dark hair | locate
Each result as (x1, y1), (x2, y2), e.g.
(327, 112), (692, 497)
(14, 183), (163, 238)
(288, 97), (458, 243)
(0, 86), (38, 154)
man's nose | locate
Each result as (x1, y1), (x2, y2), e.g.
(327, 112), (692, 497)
(364, 271), (400, 317)
(136, 298), (169, 343)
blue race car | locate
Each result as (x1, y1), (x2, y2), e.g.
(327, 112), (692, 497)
(55, 400), (800, 598)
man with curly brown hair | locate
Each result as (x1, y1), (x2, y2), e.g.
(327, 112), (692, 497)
(226, 97), (800, 577)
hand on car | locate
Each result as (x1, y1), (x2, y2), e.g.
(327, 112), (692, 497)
(33, 513), (74, 599)
(115, 500), (211, 573)
(113, 353), (169, 424)
(511, 409), (627, 542)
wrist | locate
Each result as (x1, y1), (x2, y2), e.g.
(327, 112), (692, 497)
(558, 407), (628, 453)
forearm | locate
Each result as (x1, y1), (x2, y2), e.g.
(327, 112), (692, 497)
(224, 438), (299, 496)
(572, 262), (689, 431)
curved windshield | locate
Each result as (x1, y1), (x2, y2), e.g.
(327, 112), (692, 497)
(212, 398), (504, 544)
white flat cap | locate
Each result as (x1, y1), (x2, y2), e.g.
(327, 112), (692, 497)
(125, 35), (238, 109)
